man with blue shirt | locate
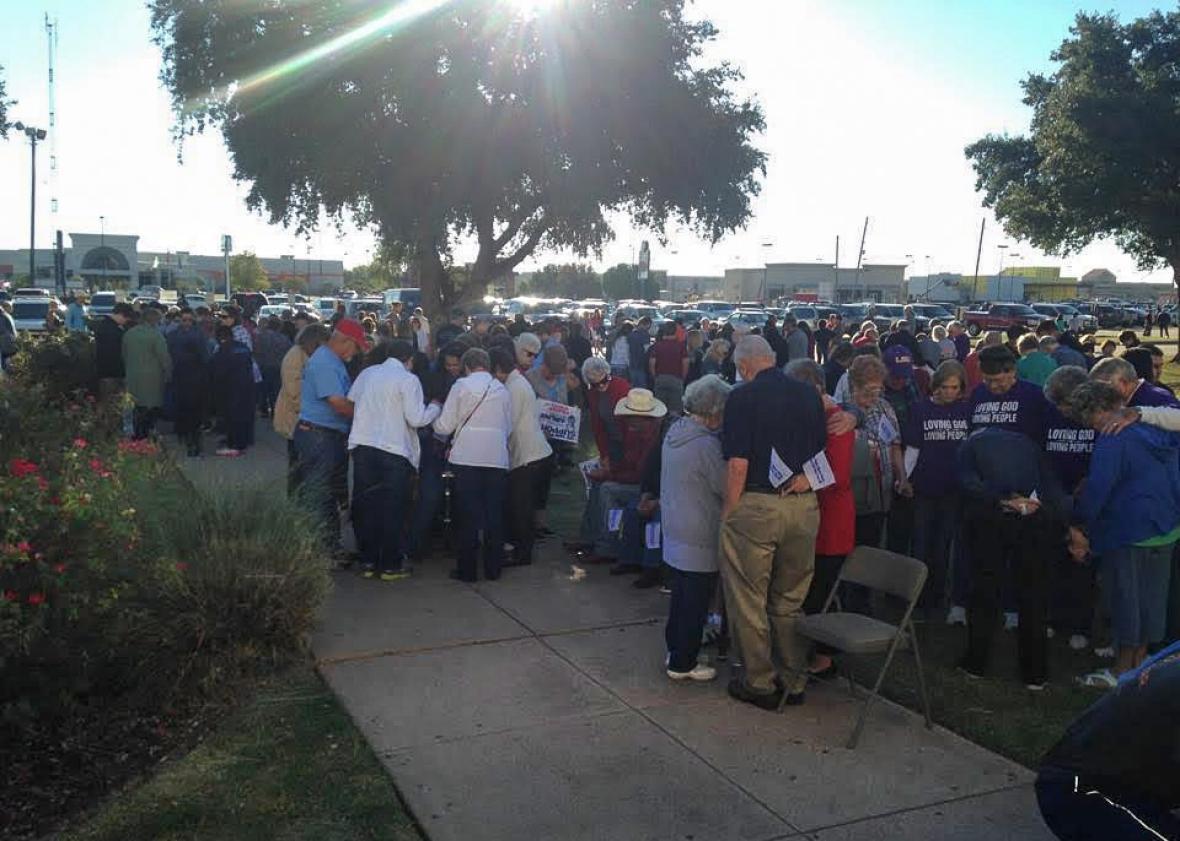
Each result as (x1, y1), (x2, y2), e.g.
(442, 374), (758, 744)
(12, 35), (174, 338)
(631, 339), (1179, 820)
(1036, 640), (1180, 840)
(294, 318), (368, 560)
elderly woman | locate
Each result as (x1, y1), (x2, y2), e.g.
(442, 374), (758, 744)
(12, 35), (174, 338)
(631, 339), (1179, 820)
(932, 324), (957, 362)
(903, 360), (971, 617)
(514, 332), (542, 373)
(570, 356), (631, 557)
(852, 321), (879, 348)
(433, 347), (514, 582)
(700, 337), (732, 381)
(661, 375), (731, 682)
(786, 359), (855, 676)
(1069, 380), (1180, 681)
(849, 355), (909, 553)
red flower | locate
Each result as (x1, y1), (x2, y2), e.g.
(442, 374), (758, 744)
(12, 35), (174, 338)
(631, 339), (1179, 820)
(8, 459), (39, 478)
(89, 457), (104, 472)
(53, 563), (67, 574)
(16, 541), (32, 555)
(49, 496), (62, 506)
(175, 562), (189, 572)
(26, 593), (45, 606)
(36, 477), (49, 492)
(73, 437), (88, 449)
(2, 590), (17, 602)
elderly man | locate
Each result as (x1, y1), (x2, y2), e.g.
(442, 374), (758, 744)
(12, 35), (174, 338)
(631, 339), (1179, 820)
(570, 357), (632, 557)
(294, 318), (368, 560)
(347, 340), (441, 581)
(123, 307), (173, 439)
(721, 336), (828, 709)
(1090, 356), (1179, 409)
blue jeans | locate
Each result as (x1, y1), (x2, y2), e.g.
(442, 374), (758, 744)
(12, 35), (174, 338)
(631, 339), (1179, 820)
(409, 435), (446, 559)
(913, 493), (959, 609)
(628, 366), (648, 389)
(620, 505), (663, 568)
(596, 482), (642, 558)
(453, 465), (508, 580)
(351, 446), (414, 573)
(294, 423), (349, 549)
(665, 568), (718, 672)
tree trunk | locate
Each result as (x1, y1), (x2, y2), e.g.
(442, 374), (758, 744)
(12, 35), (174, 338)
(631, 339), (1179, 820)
(1172, 262), (1180, 363)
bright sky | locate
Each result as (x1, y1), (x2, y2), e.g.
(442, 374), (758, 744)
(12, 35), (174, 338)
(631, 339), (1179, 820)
(0, 0), (1171, 284)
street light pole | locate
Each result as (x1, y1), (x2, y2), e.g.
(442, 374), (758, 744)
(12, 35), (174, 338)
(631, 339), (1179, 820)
(14, 122), (48, 285)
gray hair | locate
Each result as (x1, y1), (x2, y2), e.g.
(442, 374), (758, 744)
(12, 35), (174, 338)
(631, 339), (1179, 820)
(980, 330), (1004, 348)
(460, 347), (491, 373)
(1068, 380), (1126, 425)
(848, 355), (888, 389)
(683, 374), (732, 419)
(296, 322), (331, 354)
(1043, 365), (1089, 407)
(931, 325), (947, 341)
(784, 359), (825, 391)
(1090, 356), (1137, 384)
(582, 355), (611, 383)
(515, 332), (542, 354)
(733, 335), (774, 364)
(708, 337), (731, 358)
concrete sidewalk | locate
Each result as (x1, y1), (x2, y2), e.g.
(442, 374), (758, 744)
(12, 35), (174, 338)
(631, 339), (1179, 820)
(180, 423), (1054, 841)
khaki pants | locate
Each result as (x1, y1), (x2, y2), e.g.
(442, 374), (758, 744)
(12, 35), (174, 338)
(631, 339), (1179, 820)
(720, 491), (820, 695)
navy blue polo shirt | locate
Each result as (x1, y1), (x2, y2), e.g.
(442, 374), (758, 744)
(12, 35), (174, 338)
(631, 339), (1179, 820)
(722, 367), (827, 490)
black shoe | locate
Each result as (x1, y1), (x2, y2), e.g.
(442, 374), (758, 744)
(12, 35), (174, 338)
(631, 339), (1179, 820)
(449, 570), (477, 583)
(633, 568), (663, 589)
(782, 691), (806, 706)
(536, 527), (556, 538)
(610, 563), (641, 576)
(727, 678), (783, 711)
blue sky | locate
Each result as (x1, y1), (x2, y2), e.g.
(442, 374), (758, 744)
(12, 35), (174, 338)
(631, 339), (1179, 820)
(0, 0), (1172, 283)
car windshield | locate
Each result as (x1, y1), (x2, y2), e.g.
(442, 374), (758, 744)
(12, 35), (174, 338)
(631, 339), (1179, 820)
(13, 302), (48, 319)
(1011, 305), (1040, 316)
(791, 307), (816, 318)
(91, 294), (115, 305)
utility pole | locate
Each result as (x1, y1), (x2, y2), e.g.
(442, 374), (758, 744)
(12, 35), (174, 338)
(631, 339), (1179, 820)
(833, 235), (840, 301)
(853, 217), (869, 300)
(221, 235), (233, 300)
(971, 218), (986, 302)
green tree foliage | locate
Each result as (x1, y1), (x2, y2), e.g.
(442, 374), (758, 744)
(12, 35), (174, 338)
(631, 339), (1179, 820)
(601, 263), (639, 301)
(343, 241), (406, 294)
(149, 0), (765, 318)
(522, 263), (600, 298)
(0, 66), (11, 138)
(229, 252), (269, 291)
(965, 11), (1180, 296)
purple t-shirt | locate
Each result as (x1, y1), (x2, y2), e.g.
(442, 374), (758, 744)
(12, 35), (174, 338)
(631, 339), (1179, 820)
(903, 399), (971, 497)
(1043, 404), (1094, 493)
(952, 333), (971, 363)
(969, 378), (1049, 445)
(1129, 381), (1180, 409)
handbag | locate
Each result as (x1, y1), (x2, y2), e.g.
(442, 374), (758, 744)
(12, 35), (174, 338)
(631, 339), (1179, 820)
(445, 380), (493, 462)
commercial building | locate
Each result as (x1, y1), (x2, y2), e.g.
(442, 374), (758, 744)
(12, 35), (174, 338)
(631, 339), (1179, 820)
(721, 262), (906, 303)
(0, 232), (345, 294)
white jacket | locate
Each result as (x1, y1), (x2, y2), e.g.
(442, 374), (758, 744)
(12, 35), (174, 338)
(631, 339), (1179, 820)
(433, 370), (512, 469)
(504, 370), (554, 470)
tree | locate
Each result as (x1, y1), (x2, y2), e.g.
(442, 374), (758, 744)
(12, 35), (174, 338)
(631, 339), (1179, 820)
(966, 11), (1180, 303)
(149, 0), (765, 319)
(602, 263), (640, 301)
(230, 252), (270, 291)
(522, 263), (600, 298)
(0, 66), (11, 138)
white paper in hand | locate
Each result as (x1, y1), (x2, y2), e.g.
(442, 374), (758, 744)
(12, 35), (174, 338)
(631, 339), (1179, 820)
(802, 451), (836, 491)
(607, 508), (624, 533)
(903, 446), (919, 479)
(769, 446), (793, 489)
(1029, 490), (1039, 503)
(645, 521), (662, 549)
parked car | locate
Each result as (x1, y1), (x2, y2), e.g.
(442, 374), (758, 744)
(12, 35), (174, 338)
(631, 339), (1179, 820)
(663, 309), (708, 326)
(230, 291), (270, 314)
(727, 309), (772, 328)
(87, 291), (125, 317)
(382, 288), (421, 311)
(693, 300), (736, 319)
(783, 305), (819, 329)
(344, 297), (385, 319)
(11, 297), (66, 332)
(962, 302), (1043, 337)
(314, 297), (341, 320)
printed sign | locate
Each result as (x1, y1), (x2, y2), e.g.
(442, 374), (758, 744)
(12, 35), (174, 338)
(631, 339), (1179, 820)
(802, 451), (836, 491)
(607, 509), (624, 533)
(538, 400), (582, 444)
(769, 446), (793, 489)
(579, 458), (600, 499)
(645, 521), (662, 550)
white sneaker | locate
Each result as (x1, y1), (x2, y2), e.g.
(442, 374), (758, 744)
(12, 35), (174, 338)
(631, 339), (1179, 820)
(667, 664), (717, 682)
(946, 605), (967, 625)
(1004, 612), (1019, 631)
(215, 447), (242, 457)
(1069, 634), (1089, 651)
(1025, 682), (1046, 692)
(1046, 626), (1056, 639)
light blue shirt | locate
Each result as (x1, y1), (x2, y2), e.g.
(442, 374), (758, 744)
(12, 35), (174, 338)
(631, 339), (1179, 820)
(66, 302), (87, 332)
(299, 345), (352, 432)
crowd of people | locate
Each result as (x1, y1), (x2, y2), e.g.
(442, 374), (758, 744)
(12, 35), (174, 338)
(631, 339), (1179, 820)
(40, 293), (1180, 708)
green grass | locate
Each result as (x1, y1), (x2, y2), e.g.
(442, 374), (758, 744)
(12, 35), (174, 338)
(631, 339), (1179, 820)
(61, 666), (422, 841)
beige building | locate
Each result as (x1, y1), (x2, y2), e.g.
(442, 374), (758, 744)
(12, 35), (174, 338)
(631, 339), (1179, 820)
(723, 262), (906, 303)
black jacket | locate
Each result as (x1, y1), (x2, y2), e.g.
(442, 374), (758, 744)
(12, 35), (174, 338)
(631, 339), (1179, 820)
(93, 316), (126, 379)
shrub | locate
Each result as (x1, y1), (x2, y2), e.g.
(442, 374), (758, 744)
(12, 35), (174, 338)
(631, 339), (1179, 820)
(7, 331), (99, 403)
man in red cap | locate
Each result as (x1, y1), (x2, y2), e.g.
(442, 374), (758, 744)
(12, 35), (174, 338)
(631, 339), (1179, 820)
(294, 318), (369, 561)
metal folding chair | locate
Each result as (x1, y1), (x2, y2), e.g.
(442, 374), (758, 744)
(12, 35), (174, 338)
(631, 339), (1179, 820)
(789, 545), (933, 748)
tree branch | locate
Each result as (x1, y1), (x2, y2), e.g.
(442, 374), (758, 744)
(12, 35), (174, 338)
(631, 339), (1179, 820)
(493, 200), (543, 251)
(493, 221), (549, 276)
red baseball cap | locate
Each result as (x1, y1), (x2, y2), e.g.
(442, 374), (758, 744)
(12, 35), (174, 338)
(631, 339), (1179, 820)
(335, 318), (371, 351)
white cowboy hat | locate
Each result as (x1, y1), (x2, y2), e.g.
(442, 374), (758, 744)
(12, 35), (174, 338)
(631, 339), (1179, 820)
(615, 388), (668, 418)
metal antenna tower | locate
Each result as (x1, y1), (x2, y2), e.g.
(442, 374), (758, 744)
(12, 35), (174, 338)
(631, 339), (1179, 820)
(45, 14), (59, 214)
